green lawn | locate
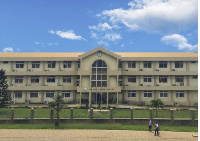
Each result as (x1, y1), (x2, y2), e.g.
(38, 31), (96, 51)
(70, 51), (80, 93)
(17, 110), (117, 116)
(0, 123), (197, 132)
(0, 108), (198, 119)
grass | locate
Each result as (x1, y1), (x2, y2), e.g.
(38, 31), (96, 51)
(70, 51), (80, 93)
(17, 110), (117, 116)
(0, 123), (197, 132)
(0, 108), (198, 119)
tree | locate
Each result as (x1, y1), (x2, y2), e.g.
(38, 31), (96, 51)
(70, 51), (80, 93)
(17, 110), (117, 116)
(151, 99), (164, 117)
(0, 69), (11, 107)
(48, 94), (64, 127)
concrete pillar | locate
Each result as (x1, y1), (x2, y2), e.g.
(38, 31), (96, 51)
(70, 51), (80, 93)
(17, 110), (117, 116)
(50, 108), (54, 122)
(170, 109), (174, 125)
(110, 108), (113, 122)
(191, 109), (195, 126)
(89, 92), (91, 108)
(150, 108), (153, 120)
(107, 91), (109, 108)
(30, 108), (34, 124)
(90, 108), (93, 122)
(117, 92), (119, 107)
(11, 108), (14, 123)
(70, 108), (73, 122)
(130, 108), (133, 124)
(80, 92), (82, 107)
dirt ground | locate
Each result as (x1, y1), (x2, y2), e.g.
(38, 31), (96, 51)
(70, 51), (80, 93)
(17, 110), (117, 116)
(0, 129), (198, 141)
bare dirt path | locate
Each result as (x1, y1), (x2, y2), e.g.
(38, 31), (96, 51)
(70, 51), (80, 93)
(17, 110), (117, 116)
(0, 129), (198, 141)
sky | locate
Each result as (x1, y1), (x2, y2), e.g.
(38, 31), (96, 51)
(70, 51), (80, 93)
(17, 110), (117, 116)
(0, 0), (198, 53)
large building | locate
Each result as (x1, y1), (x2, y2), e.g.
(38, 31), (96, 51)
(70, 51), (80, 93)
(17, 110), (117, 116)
(0, 47), (198, 108)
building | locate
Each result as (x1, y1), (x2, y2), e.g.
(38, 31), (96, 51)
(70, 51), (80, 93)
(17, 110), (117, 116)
(0, 47), (198, 108)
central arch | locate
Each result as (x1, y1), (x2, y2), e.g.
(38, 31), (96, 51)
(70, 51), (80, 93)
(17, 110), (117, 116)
(91, 60), (107, 87)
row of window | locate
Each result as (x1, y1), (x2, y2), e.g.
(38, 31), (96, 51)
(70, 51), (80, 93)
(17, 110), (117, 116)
(127, 76), (197, 83)
(14, 76), (73, 83)
(3, 61), (196, 69)
(126, 61), (196, 68)
(13, 61), (80, 69)
(128, 91), (184, 98)
(14, 91), (71, 98)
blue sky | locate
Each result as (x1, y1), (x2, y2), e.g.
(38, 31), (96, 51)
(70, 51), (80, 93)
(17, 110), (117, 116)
(0, 0), (198, 53)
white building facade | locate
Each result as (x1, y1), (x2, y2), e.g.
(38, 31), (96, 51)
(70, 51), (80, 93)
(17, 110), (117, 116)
(0, 47), (198, 107)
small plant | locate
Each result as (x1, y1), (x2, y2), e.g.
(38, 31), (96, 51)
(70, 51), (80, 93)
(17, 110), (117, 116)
(151, 99), (164, 117)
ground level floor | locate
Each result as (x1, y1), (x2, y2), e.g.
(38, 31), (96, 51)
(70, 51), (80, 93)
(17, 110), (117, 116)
(10, 90), (198, 107)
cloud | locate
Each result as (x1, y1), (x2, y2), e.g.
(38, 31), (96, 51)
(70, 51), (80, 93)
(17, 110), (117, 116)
(97, 41), (109, 46)
(89, 22), (119, 31)
(104, 33), (122, 41)
(100, 0), (197, 34)
(34, 42), (58, 46)
(161, 34), (198, 51)
(3, 47), (13, 52)
(49, 30), (85, 40)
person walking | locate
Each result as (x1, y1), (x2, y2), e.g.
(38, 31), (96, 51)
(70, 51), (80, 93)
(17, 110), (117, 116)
(154, 121), (159, 136)
(149, 120), (152, 132)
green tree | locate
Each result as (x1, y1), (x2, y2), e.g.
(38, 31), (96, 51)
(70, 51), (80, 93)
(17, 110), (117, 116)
(0, 69), (11, 107)
(151, 99), (164, 117)
(48, 94), (64, 127)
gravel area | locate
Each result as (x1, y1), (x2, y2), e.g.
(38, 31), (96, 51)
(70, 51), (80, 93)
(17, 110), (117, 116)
(0, 129), (198, 141)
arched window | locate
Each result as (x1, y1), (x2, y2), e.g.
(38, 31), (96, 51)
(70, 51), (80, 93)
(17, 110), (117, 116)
(91, 60), (107, 87)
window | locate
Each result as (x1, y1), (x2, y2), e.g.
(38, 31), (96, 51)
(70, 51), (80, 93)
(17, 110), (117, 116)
(175, 76), (184, 83)
(118, 61), (122, 68)
(176, 91), (184, 98)
(191, 61), (196, 63)
(30, 91), (38, 98)
(143, 61), (151, 68)
(144, 91), (152, 97)
(175, 61), (183, 68)
(63, 61), (72, 68)
(77, 61), (80, 68)
(15, 76), (23, 83)
(193, 76), (198, 79)
(128, 76), (136, 83)
(128, 91), (136, 97)
(31, 76), (39, 83)
(14, 91), (22, 98)
(63, 76), (71, 83)
(159, 91), (168, 97)
(32, 61), (40, 68)
(159, 76), (167, 83)
(159, 61), (167, 68)
(47, 61), (56, 68)
(62, 91), (71, 98)
(16, 61), (24, 68)
(46, 91), (55, 98)
(3, 61), (8, 64)
(47, 76), (55, 83)
(144, 76), (152, 82)
(91, 60), (107, 87)
(128, 61), (136, 68)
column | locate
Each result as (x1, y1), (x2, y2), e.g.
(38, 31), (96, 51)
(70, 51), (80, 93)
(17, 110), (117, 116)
(79, 92), (82, 107)
(117, 92), (119, 107)
(107, 91), (109, 107)
(89, 92), (91, 108)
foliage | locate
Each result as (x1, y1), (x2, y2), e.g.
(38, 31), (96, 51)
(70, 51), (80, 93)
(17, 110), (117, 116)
(151, 99), (164, 117)
(48, 94), (64, 126)
(0, 69), (11, 107)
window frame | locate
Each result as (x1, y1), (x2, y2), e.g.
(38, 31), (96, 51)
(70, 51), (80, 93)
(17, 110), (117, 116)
(63, 76), (71, 83)
(31, 76), (40, 83)
(46, 91), (55, 98)
(47, 61), (56, 68)
(30, 91), (39, 98)
(176, 91), (184, 98)
(63, 61), (72, 68)
(143, 76), (152, 82)
(143, 61), (152, 68)
(47, 76), (55, 83)
(62, 91), (71, 98)
(128, 61), (136, 68)
(175, 61), (183, 68)
(14, 91), (22, 98)
(159, 76), (168, 83)
(32, 61), (40, 68)
(128, 76), (136, 83)
(143, 91), (152, 98)
(159, 61), (167, 68)
(128, 90), (136, 97)
(15, 76), (23, 83)
(159, 91), (168, 98)
(16, 61), (24, 68)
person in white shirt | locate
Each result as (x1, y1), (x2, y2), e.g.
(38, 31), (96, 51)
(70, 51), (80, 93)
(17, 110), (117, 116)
(154, 121), (159, 136)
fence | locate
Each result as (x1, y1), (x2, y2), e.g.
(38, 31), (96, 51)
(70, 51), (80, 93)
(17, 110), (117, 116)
(0, 108), (197, 126)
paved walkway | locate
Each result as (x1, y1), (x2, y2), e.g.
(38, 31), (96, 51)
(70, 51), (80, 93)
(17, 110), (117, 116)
(0, 129), (198, 141)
